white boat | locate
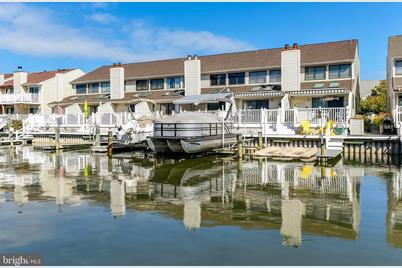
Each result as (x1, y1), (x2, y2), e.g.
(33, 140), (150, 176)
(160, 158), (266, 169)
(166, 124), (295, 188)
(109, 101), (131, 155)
(148, 93), (237, 154)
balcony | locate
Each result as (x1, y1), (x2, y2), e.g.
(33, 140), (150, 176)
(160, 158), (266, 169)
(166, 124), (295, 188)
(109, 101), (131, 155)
(0, 93), (40, 104)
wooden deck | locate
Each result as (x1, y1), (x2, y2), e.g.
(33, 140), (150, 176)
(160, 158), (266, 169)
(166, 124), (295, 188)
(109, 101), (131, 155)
(253, 146), (319, 162)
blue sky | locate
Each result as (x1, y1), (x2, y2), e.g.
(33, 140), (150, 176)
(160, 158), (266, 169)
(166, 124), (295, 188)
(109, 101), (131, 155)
(1, 2), (402, 80)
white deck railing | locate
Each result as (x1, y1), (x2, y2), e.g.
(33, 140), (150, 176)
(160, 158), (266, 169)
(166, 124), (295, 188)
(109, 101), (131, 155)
(393, 105), (402, 127)
(20, 112), (138, 134)
(0, 93), (39, 104)
(231, 107), (348, 125)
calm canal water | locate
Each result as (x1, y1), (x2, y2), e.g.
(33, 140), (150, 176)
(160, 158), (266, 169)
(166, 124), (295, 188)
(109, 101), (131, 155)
(0, 146), (402, 265)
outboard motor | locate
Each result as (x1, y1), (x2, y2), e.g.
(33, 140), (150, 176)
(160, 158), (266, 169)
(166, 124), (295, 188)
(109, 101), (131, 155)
(382, 116), (395, 135)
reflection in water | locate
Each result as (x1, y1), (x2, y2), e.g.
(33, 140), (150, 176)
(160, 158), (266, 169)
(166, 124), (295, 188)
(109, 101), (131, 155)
(0, 147), (368, 248)
(387, 168), (402, 248)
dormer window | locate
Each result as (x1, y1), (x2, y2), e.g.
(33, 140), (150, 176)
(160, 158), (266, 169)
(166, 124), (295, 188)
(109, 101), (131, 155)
(88, 83), (99, 94)
(210, 74), (226, 86)
(269, 70), (281, 83)
(29, 86), (39, 94)
(249, 71), (267, 84)
(150, 79), (164, 90)
(100, 82), (110, 93)
(76, 84), (86, 94)
(396, 60), (402, 75)
(329, 64), (351, 79)
(228, 72), (245, 85)
(305, 66), (326, 81)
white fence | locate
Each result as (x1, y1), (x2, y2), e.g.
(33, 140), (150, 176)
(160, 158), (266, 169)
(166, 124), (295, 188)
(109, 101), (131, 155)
(0, 93), (39, 104)
(228, 107), (348, 126)
(20, 112), (138, 135)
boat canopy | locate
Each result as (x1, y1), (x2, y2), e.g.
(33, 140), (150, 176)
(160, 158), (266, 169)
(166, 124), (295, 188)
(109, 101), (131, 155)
(173, 93), (233, 105)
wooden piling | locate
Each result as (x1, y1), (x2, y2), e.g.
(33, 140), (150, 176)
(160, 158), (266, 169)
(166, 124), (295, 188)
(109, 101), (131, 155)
(107, 130), (113, 157)
(258, 132), (263, 150)
(94, 125), (100, 146)
(8, 127), (13, 148)
(55, 127), (60, 151)
(237, 133), (243, 159)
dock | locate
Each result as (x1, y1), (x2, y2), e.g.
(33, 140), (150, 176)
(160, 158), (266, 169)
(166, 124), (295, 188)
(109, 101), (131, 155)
(253, 146), (319, 162)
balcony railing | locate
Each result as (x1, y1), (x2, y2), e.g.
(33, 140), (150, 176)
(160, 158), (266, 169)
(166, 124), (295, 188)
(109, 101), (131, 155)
(0, 93), (39, 104)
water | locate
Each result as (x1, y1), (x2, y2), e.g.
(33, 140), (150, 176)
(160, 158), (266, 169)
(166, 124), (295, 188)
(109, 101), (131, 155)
(0, 146), (402, 265)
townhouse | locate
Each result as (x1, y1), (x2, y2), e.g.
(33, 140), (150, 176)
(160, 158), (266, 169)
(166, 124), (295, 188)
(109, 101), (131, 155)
(387, 35), (402, 117)
(49, 39), (360, 117)
(0, 67), (85, 115)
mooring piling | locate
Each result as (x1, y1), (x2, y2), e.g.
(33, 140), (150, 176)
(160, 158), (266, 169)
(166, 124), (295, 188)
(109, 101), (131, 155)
(107, 130), (113, 157)
(55, 127), (60, 151)
(237, 133), (243, 159)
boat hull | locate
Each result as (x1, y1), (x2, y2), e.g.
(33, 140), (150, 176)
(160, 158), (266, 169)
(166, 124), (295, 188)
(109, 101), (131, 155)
(147, 138), (170, 153)
(181, 134), (237, 154)
(167, 139), (185, 153)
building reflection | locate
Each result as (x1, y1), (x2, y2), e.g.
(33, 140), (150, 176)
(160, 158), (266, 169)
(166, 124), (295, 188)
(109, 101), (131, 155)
(387, 168), (402, 248)
(0, 147), (364, 247)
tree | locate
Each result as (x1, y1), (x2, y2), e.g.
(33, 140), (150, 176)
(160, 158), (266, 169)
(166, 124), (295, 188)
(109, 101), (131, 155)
(360, 80), (387, 114)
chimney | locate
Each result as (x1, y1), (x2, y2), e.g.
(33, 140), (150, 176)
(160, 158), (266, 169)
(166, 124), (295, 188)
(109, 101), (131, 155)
(55, 73), (64, 101)
(281, 42), (301, 91)
(184, 54), (201, 95)
(110, 64), (124, 100)
(193, 54), (198, 60)
(0, 74), (4, 85)
(13, 67), (28, 94)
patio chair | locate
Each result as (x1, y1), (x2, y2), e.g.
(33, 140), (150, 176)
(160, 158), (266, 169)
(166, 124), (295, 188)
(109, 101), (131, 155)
(300, 120), (313, 135)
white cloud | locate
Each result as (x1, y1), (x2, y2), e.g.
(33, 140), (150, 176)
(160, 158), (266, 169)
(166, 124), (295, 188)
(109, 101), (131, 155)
(86, 12), (116, 24)
(0, 3), (253, 63)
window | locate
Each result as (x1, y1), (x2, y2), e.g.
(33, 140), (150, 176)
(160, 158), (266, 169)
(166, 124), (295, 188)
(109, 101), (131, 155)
(5, 107), (14, 114)
(245, 100), (269, 109)
(249, 71), (267, 84)
(150, 79), (164, 90)
(76, 84), (86, 94)
(29, 108), (39, 114)
(136, 80), (148, 91)
(5, 88), (14, 94)
(305, 66), (326, 80)
(396, 60), (402, 75)
(228, 72), (245, 85)
(88, 83), (99, 94)
(207, 102), (226, 111)
(167, 76), (184, 89)
(29, 86), (40, 94)
(312, 97), (344, 108)
(100, 82), (110, 93)
(89, 105), (98, 114)
(210, 74), (226, 86)
(269, 70), (281, 83)
(329, 64), (351, 79)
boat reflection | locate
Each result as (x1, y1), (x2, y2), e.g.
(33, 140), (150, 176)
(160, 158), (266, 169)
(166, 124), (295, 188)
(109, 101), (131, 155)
(0, 146), (379, 248)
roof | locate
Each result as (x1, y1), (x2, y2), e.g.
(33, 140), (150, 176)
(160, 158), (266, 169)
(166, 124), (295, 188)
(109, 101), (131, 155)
(0, 69), (75, 88)
(22, 69), (74, 86)
(49, 90), (185, 106)
(72, 39), (358, 84)
(173, 93), (233, 105)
